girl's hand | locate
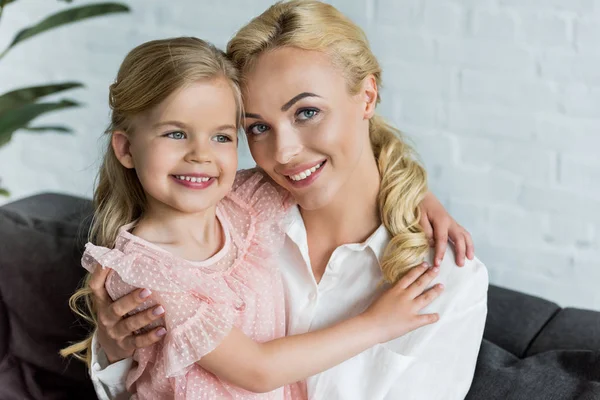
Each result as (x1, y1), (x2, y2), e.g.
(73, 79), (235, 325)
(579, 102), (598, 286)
(362, 263), (443, 343)
(419, 191), (474, 267)
(89, 266), (167, 363)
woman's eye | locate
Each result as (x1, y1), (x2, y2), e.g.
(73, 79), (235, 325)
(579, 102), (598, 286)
(165, 131), (186, 140)
(213, 134), (232, 143)
(297, 108), (319, 121)
(247, 124), (270, 135)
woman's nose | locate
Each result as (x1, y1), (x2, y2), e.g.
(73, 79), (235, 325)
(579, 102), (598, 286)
(274, 127), (302, 165)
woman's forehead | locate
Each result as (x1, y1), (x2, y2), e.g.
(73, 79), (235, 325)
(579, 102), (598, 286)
(242, 47), (344, 102)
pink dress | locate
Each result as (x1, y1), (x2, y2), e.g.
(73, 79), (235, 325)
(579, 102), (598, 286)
(82, 171), (306, 400)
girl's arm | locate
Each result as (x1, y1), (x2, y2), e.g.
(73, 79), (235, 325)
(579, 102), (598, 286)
(199, 264), (444, 393)
(418, 191), (475, 267)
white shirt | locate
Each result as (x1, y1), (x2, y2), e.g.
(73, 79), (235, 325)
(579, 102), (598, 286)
(90, 205), (488, 400)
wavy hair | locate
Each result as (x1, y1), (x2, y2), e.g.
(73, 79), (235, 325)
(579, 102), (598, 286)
(60, 37), (243, 365)
(227, 0), (429, 284)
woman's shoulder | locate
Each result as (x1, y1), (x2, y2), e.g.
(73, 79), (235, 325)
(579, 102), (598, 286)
(424, 246), (489, 311)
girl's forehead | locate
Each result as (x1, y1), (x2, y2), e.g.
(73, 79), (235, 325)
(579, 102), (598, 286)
(136, 79), (239, 129)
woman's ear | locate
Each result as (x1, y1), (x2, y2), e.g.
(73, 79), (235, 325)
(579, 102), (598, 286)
(363, 75), (378, 120)
(112, 131), (135, 169)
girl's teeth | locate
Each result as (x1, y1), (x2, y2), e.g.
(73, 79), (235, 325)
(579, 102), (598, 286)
(176, 175), (211, 182)
(289, 162), (323, 181)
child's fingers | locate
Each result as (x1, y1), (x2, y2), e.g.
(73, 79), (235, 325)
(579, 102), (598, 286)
(451, 232), (466, 267)
(432, 228), (448, 267)
(415, 283), (444, 308)
(406, 266), (440, 298)
(395, 262), (429, 290)
(419, 212), (435, 246)
(411, 313), (440, 330)
(465, 231), (475, 260)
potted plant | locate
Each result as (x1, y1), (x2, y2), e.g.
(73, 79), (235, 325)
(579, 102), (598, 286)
(0, 0), (130, 196)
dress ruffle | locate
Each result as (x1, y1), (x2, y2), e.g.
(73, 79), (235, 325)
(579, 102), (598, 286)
(81, 169), (295, 398)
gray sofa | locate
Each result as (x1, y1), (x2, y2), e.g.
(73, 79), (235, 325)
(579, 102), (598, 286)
(1, 193), (599, 400)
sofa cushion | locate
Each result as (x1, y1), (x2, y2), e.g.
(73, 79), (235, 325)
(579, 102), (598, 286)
(527, 308), (600, 356)
(484, 285), (560, 357)
(467, 339), (600, 400)
(0, 193), (96, 400)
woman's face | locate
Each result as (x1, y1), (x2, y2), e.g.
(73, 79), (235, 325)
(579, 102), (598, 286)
(242, 47), (377, 210)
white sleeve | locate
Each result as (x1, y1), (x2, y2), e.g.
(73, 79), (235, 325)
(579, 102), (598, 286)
(90, 333), (132, 400)
(382, 254), (489, 400)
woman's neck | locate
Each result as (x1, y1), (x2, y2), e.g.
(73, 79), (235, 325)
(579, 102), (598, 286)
(301, 146), (382, 247)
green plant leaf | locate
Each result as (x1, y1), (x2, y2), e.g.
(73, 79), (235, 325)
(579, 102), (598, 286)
(6, 3), (129, 51)
(0, 188), (9, 197)
(0, 99), (79, 147)
(23, 125), (73, 133)
(0, 82), (83, 115)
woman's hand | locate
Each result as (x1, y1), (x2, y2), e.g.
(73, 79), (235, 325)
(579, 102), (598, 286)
(362, 263), (443, 343)
(419, 191), (474, 267)
(89, 266), (167, 364)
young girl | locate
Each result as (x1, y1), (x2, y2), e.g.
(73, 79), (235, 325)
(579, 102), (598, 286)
(61, 37), (444, 399)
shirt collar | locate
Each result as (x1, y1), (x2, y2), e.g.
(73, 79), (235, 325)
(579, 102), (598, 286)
(282, 205), (391, 261)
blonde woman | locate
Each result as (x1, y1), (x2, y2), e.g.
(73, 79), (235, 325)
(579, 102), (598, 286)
(88, 1), (487, 399)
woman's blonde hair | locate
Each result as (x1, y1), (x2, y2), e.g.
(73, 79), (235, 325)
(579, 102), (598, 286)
(60, 37), (243, 364)
(227, 0), (429, 284)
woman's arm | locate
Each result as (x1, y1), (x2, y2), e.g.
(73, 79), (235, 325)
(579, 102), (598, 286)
(198, 264), (444, 393)
(88, 267), (165, 399)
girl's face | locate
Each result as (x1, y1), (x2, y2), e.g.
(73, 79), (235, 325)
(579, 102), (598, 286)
(113, 77), (239, 215)
(242, 47), (377, 210)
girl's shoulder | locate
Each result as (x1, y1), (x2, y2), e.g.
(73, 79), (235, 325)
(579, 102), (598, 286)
(225, 168), (293, 215)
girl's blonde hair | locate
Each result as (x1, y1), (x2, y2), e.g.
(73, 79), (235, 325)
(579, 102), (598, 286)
(227, 0), (429, 284)
(61, 37), (243, 365)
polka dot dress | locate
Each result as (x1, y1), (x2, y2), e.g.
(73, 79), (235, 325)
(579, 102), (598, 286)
(82, 170), (306, 400)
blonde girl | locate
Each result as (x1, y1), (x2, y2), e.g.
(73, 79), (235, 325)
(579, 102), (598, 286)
(62, 36), (446, 399)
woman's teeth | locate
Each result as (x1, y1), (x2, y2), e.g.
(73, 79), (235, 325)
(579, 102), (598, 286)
(289, 162), (324, 181)
(175, 175), (211, 183)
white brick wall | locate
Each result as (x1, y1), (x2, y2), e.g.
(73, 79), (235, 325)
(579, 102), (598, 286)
(1, 0), (598, 309)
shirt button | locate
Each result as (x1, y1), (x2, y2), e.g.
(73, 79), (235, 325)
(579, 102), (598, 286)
(309, 292), (317, 301)
(93, 363), (101, 371)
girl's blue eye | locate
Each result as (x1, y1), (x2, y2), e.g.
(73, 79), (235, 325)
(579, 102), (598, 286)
(165, 131), (186, 140)
(213, 134), (232, 143)
(297, 108), (319, 121)
(248, 124), (269, 135)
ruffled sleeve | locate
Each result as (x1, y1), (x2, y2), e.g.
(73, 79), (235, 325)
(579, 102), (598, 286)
(225, 169), (290, 269)
(160, 293), (238, 378)
(81, 242), (242, 379)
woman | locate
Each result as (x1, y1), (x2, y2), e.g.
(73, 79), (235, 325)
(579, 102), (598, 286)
(88, 1), (487, 399)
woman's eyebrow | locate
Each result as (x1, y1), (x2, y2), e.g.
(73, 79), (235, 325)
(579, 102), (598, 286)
(244, 112), (262, 119)
(243, 92), (322, 120)
(281, 92), (321, 111)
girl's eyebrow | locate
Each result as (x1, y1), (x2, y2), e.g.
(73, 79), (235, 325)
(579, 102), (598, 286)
(215, 124), (237, 132)
(152, 120), (189, 129)
(152, 121), (236, 132)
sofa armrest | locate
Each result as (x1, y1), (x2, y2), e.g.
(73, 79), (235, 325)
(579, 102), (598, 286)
(485, 285), (560, 357)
